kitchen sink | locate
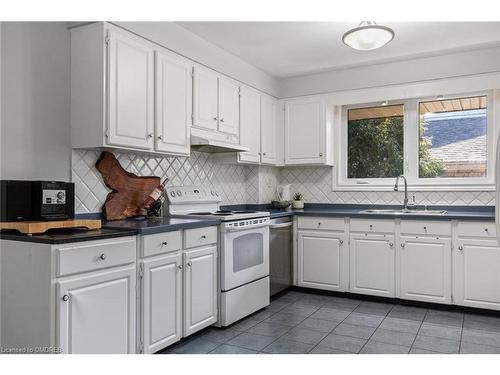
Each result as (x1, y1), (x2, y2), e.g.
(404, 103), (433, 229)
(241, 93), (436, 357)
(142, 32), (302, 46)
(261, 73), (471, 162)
(361, 209), (447, 215)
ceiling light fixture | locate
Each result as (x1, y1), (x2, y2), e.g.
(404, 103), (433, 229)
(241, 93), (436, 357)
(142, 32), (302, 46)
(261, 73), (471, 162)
(342, 21), (395, 51)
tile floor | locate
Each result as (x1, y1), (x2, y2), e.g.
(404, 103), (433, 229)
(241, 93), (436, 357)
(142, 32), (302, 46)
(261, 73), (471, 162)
(160, 290), (500, 354)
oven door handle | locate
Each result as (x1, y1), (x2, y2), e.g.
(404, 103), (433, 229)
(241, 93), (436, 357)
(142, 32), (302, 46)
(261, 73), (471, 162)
(224, 223), (270, 232)
(269, 222), (293, 229)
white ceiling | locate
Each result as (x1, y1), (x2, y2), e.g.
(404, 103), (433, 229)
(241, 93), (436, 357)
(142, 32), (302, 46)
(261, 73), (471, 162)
(177, 22), (500, 78)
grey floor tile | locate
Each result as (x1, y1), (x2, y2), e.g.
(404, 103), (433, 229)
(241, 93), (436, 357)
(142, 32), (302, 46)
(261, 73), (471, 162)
(424, 310), (463, 327)
(227, 332), (275, 351)
(249, 308), (276, 322)
(343, 312), (385, 328)
(319, 333), (367, 353)
(419, 322), (462, 341)
(460, 341), (500, 354)
(262, 337), (315, 354)
(310, 346), (352, 354)
(263, 312), (307, 327)
(310, 307), (351, 322)
(282, 326), (329, 345)
(229, 317), (261, 332)
(322, 299), (360, 312)
(413, 334), (460, 354)
(463, 313), (500, 333)
(379, 317), (421, 334)
(388, 305), (427, 321)
(409, 347), (441, 354)
(354, 301), (393, 316)
(247, 321), (291, 338)
(293, 298), (326, 308)
(360, 340), (410, 354)
(209, 344), (258, 354)
(171, 338), (220, 354)
(198, 327), (242, 343)
(281, 304), (320, 317)
(333, 322), (376, 339)
(296, 317), (340, 333)
(462, 328), (500, 348)
(371, 328), (416, 347)
(266, 300), (291, 313)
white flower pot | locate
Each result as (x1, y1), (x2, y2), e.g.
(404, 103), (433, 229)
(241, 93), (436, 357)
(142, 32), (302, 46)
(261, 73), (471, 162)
(292, 200), (304, 209)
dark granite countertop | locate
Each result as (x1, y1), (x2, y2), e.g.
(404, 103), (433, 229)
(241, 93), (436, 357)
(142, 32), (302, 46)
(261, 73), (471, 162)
(102, 216), (220, 235)
(222, 203), (495, 221)
(0, 228), (138, 244)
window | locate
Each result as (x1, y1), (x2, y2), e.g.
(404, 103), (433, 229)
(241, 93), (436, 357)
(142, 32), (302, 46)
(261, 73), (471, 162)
(347, 104), (404, 179)
(336, 91), (496, 191)
(419, 96), (487, 179)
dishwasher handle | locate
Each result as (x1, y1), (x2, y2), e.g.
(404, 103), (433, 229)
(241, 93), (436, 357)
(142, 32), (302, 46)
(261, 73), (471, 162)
(269, 222), (293, 229)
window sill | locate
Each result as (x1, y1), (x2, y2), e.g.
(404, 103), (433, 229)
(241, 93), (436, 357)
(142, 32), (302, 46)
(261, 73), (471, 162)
(332, 184), (495, 192)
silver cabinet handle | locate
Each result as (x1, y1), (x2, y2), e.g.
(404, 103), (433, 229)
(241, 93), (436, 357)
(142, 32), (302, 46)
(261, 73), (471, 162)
(458, 245), (464, 252)
(339, 239), (344, 245)
(187, 261), (192, 267)
(213, 117), (218, 121)
(389, 242), (394, 247)
(162, 241), (168, 246)
(400, 243), (405, 248)
(99, 253), (106, 260)
(157, 135), (163, 140)
(220, 118), (224, 123)
(178, 265), (183, 270)
(147, 133), (153, 138)
(201, 235), (206, 239)
(319, 152), (323, 157)
(62, 295), (69, 302)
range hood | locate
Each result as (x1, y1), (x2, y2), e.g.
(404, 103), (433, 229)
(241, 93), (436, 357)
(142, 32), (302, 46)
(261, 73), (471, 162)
(190, 135), (250, 153)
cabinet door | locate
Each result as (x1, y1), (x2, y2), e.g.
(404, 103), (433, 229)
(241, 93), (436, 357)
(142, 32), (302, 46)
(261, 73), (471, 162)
(183, 246), (218, 336)
(193, 67), (218, 131)
(238, 87), (261, 163)
(454, 238), (500, 310)
(297, 231), (345, 292)
(218, 77), (240, 136)
(284, 98), (325, 165)
(57, 266), (136, 354)
(140, 253), (182, 354)
(107, 29), (154, 150)
(260, 95), (278, 165)
(399, 236), (451, 304)
(350, 234), (395, 297)
(155, 51), (191, 156)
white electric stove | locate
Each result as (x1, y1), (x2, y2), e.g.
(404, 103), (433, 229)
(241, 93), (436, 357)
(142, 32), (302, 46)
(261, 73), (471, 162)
(165, 186), (271, 326)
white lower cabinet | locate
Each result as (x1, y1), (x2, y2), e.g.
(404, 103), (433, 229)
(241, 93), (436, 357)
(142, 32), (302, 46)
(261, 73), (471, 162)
(183, 246), (218, 336)
(57, 266), (136, 354)
(399, 236), (451, 304)
(297, 231), (345, 292)
(454, 237), (500, 310)
(349, 233), (395, 297)
(140, 253), (182, 354)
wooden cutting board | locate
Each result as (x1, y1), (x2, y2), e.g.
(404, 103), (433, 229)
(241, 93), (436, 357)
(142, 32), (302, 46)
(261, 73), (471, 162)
(0, 219), (102, 235)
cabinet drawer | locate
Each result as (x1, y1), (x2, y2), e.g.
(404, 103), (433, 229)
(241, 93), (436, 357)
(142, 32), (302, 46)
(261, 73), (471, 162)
(457, 222), (497, 238)
(350, 219), (395, 233)
(297, 216), (344, 231)
(400, 220), (451, 236)
(141, 230), (182, 258)
(57, 237), (136, 277)
(184, 226), (218, 249)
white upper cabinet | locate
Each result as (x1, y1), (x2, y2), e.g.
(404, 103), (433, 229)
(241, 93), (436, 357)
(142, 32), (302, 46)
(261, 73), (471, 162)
(155, 50), (192, 156)
(284, 97), (333, 166)
(107, 29), (155, 150)
(192, 66), (219, 132)
(218, 77), (240, 136)
(239, 87), (261, 163)
(260, 95), (278, 165)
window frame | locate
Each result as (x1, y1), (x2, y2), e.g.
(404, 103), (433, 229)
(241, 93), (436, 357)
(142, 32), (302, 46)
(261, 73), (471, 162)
(334, 90), (497, 191)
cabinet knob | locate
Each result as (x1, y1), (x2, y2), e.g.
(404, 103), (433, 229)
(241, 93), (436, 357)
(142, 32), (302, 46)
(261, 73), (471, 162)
(339, 239), (344, 245)
(201, 235), (206, 239)
(458, 245), (464, 252)
(317, 222), (321, 227)
(62, 295), (69, 302)
(99, 253), (106, 260)
(187, 261), (192, 267)
(220, 118), (224, 123)
(147, 133), (153, 138)
(157, 135), (163, 140)
(162, 241), (168, 246)
(319, 152), (323, 157)
(485, 228), (489, 232)
(400, 243), (405, 248)
(263, 152), (267, 156)
(178, 265), (183, 270)
(423, 226), (427, 231)
(389, 242), (394, 247)
(213, 117), (218, 121)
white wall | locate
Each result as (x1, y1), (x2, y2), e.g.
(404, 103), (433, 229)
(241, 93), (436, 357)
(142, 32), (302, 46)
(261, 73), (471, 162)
(114, 22), (280, 97)
(0, 22), (71, 181)
(279, 46), (500, 98)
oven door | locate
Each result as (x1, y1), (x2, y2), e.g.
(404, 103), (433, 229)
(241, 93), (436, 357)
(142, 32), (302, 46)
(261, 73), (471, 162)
(220, 225), (269, 291)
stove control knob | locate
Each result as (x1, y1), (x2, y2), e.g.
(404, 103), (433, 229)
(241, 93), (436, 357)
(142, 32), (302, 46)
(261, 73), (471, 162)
(211, 191), (215, 196)
(176, 190), (181, 196)
(170, 191), (175, 197)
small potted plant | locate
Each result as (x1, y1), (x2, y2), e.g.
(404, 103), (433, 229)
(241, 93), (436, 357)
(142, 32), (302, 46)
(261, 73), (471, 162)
(292, 192), (304, 209)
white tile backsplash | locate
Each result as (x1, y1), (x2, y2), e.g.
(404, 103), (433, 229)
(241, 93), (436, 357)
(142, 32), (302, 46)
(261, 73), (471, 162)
(72, 150), (494, 214)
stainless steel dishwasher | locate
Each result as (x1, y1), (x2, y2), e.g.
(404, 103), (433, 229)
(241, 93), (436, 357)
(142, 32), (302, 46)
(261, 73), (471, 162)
(269, 216), (293, 296)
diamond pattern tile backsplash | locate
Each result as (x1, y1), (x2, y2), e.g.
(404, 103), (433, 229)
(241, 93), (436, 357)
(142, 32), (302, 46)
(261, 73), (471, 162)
(72, 150), (494, 214)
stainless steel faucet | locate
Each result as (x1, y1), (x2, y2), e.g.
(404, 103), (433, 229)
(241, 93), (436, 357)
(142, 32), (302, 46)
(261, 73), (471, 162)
(394, 175), (409, 211)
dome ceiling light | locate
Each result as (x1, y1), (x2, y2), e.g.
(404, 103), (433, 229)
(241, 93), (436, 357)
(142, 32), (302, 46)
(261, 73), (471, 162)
(342, 21), (395, 51)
